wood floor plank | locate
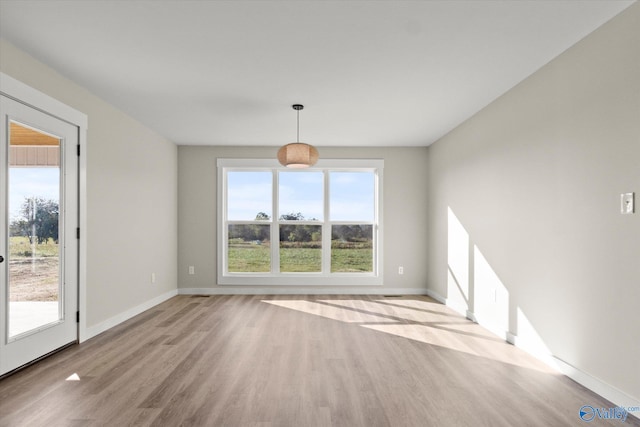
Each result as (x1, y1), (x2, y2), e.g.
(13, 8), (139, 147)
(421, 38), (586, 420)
(1, 295), (638, 426)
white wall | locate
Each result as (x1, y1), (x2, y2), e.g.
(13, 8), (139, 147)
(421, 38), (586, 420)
(178, 145), (429, 294)
(427, 3), (639, 404)
(0, 39), (178, 333)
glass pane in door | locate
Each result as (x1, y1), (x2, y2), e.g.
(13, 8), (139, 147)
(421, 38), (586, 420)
(8, 122), (62, 338)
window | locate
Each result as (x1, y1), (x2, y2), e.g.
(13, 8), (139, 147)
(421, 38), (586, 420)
(218, 159), (383, 286)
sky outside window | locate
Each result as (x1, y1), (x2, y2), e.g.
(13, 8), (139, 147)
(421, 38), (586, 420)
(279, 171), (323, 220)
(227, 170), (375, 222)
(227, 171), (272, 220)
(9, 168), (60, 221)
(330, 172), (374, 221)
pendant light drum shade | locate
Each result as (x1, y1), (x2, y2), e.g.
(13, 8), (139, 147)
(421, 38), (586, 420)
(277, 142), (319, 168)
(278, 104), (319, 168)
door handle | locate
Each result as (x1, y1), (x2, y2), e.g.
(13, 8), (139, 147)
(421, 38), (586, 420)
(0, 255), (4, 263)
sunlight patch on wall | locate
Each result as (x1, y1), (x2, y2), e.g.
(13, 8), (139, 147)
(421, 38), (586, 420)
(515, 307), (558, 369)
(473, 245), (509, 338)
(447, 207), (469, 314)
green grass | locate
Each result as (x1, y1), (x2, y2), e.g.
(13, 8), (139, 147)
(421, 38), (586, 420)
(228, 243), (271, 272)
(280, 248), (321, 272)
(228, 240), (371, 273)
(9, 236), (59, 258)
(331, 248), (372, 273)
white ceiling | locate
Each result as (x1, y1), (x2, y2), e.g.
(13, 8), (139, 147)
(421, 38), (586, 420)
(0, 1), (635, 147)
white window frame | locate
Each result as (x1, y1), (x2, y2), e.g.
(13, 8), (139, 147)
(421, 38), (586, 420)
(217, 158), (384, 286)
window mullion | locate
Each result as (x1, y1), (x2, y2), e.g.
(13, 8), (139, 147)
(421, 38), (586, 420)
(272, 169), (280, 274)
(374, 169), (382, 276)
(322, 170), (331, 274)
(222, 168), (228, 275)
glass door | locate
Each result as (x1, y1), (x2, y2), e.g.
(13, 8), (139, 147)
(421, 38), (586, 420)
(1, 95), (78, 375)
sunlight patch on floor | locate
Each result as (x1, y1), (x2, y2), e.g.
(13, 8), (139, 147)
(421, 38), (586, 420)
(373, 298), (456, 315)
(262, 297), (558, 374)
(65, 373), (80, 381)
(263, 299), (393, 324)
(323, 298), (452, 324)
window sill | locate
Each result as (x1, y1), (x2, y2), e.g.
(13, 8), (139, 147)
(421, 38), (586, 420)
(217, 274), (383, 286)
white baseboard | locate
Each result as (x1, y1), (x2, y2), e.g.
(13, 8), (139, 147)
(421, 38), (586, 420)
(465, 310), (477, 323)
(426, 287), (640, 419)
(500, 332), (639, 419)
(424, 288), (446, 304)
(508, 334), (640, 419)
(82, 289), (178, 342)
(551, 356), (640, 418)
(506, 331), (559, 370)
(424, 289), (472, 317)
(470, 314), (512, 342)
(178, 287), (428, 296)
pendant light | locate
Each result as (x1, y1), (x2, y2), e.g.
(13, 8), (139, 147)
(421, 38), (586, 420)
(277, 104), (319, 168)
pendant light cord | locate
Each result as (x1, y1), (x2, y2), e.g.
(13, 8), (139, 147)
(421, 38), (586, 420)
(292, 104), (304, 143)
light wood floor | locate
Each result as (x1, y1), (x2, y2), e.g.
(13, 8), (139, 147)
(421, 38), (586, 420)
(0, 295), (636, 426)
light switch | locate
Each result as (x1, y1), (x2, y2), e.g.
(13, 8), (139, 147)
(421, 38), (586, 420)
(621, 193), (634, 214)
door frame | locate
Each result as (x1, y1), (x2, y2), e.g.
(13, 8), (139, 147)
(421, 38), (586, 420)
(1, 72), (88, 343)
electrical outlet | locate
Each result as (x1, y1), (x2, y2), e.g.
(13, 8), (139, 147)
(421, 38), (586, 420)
(398, 266), (404, 275)
(151, 273), (156, 284)
(189, 266), (195, 275)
